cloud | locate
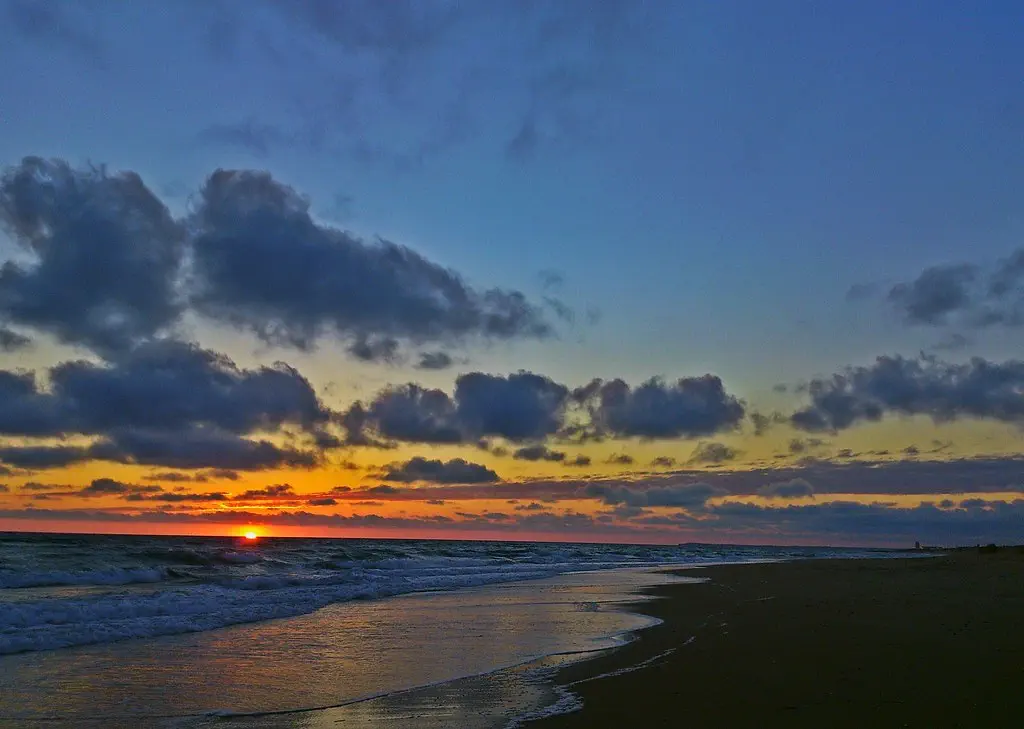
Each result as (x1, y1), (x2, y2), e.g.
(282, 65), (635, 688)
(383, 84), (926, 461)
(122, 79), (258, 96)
(606, 453), (634, 465)
(308, 497), (337, 506)
(234, 483), (295, 500)
(880, 249), (1024, 330)
(0, 340), (330, 469)
(415, 351), (454, 370)
(757, 478), (815, 499)
(77, 478), (162, 498)
(347, 371), (746, 447)
(513, 445), (566, 462)
(345, 371), (570, 444)
(381, 457), (500, 484)
(688, 442), (738, 464)
(127, 490), (228, 503)
(888, 264), (977, 326)
(650, 456), (676, 467)
(564, 455), (591, 467)
(791, 354), (1024, 432)
(0, 158), (185, 355)
(573, 376), (745, 439)
(366, 485), (401, 495)
(188, 169), (551, 351)
(50, 340), (332, 435)
(0, 445), (89, 469)
(584, 481), (726, 510)
(89, 428), (319, 470)
(0, 158), (554, 363)
(707, 499), (1024, 545)
(0, 327), (30, 352)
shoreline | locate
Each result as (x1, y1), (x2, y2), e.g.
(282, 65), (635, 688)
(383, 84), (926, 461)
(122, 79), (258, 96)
(533, 551), (1024, 728)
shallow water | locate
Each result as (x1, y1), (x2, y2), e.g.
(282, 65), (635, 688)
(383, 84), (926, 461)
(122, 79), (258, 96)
(0, 568), (695, 728)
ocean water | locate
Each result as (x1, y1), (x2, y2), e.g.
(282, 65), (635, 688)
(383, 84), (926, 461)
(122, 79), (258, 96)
(0, 533), (892, 726)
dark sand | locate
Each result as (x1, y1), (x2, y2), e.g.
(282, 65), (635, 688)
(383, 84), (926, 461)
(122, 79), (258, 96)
(536, 552), (1024, 728)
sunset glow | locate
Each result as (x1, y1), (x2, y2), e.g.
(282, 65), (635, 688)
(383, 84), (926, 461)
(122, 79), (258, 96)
(0, 2), (1022, 549)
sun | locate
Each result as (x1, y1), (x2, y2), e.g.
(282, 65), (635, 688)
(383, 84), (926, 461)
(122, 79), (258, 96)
(243, 531), (258, 540)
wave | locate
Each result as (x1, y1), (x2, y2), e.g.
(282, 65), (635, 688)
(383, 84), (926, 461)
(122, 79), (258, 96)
(0, 534), (894, 655)
(0, 567), (172, 589)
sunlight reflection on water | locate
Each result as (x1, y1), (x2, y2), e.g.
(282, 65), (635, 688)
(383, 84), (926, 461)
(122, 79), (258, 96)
(0, 568), (698, 728)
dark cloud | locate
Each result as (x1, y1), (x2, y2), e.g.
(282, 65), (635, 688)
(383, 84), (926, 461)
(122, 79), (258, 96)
(707, 499), (1024, 546)
(513, 445), (566, 462)
(584, 481), (726, 510)
(126, 490), (228, 503)
(564, 455), (591, 467)
(0, 340), (329, 469)
(688, 442), (738, 464)
(606, 453), (634, 465)
(880, 249), (1024, 330)
(0, 327), (30, 352)
(208, 469), (241, 481)
(0, 158), (185, 354)
(345, 372), (570, 444)
(20, 482), (60, 491)
(0, 158), (554, 364)
(650, 456), (676, 467)
(143, 472), (205, 483)
(366, 485), (402, 495)
(49, 340), (332, 435)
(78, 478), (162, 498)
(0, 484), (8, 492)
(308, 497), (337, 506)
(415, 351), (454, 370)
(453, 372), (569, 441)
(0, 445), (89, 469)
(887, 264), (977, 326)
(188, 169), (551, 351)
(347, 335), (401, 363)
(234, 483), (295, 500)
(89, 427), (319, 471)
(381, 457), (500, 484)
(757, 478), (815, 500)
(574, 376), (745, 439)
(792, 355), (1024, 432)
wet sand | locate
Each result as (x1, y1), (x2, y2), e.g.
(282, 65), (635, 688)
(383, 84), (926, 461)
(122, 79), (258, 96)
(537, 551), (1024, 728)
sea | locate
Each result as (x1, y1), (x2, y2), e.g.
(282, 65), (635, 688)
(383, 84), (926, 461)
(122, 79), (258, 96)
(0, 533), (894, 727)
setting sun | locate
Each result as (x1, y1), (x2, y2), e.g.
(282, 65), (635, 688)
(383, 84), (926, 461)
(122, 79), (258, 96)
(244, 531), (258, 540)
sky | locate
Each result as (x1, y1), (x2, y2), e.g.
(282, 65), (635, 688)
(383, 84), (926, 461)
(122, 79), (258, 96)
(0, 0), (1023, 547)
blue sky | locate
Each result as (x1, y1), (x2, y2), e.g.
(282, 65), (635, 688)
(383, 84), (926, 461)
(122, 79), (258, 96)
(1, 1), (1023, 545)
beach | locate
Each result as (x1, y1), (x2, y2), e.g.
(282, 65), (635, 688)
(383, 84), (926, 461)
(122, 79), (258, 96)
(3, 543), (1021, 727)
(537, 551), (1024, 728)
